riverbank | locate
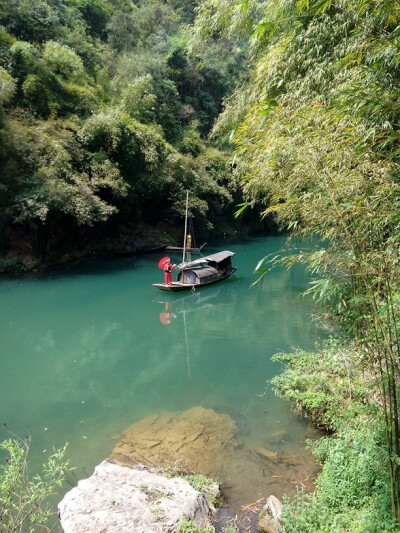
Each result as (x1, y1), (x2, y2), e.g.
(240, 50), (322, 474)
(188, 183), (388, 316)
(270, 339), (396, 532)
(0, 223), (170, 275)
(0, 222), (247, 276)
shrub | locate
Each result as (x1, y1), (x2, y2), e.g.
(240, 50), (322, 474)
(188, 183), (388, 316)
(271, 339), (373, 430)
(0, 254), (29, 274)
(0, 437), (69, 531)
(281, 423), (396, 532)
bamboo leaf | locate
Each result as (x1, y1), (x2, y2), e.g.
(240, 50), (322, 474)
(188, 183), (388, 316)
(234, 202), (250, 218)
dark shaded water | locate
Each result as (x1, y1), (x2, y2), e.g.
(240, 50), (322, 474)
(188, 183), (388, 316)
(0, 235), (322, 524)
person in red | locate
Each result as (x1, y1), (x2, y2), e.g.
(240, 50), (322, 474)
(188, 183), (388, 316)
(163, 260), (174, 285)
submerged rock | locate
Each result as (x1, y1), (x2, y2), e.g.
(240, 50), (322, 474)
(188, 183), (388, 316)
(109, 405), (236, 475)
(58, 460), (218, 533)
(109, 405), (320, 511)
(267, 430), (289, 444)
(251, 446), (279, 463)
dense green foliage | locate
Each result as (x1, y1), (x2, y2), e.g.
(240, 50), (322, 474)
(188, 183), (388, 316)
(192, 0), (400, 529)
(271, 339), (373, 431)
(280, 427), (397, 532)
(272, 341), (397, 531)
(0, 0), (249, 265)
(0, 437), (69, 531)
(274, 338), (400, 532)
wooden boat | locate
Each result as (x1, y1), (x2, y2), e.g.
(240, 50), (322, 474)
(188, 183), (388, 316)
(152, 250), (237, 292)
(153, 192), (237, 292)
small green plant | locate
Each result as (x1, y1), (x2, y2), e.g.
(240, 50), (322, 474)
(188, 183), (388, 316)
(150, 507), (163, 521)
(184, 474), (218, 504)
(140, 483), (172, 501)
(0, 437), (69, 531)
(177, 519), (215, 533)
(155, 461), (187, 478)
(222, 525), (238, 533)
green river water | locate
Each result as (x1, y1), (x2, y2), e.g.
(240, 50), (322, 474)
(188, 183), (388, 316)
(0, 234), (323, 524)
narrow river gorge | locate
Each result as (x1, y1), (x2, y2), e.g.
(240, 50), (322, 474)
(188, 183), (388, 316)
(0, 234), (323, 525)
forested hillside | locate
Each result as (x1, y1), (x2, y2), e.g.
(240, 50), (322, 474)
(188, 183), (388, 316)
(191, 0), (400, 531)
(3, 0), (400, 531)
(0, 0), (253, 270)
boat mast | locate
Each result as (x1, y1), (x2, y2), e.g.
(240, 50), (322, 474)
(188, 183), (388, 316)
(182, 190), (189, 263)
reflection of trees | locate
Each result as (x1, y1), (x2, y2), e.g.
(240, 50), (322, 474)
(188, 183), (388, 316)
(189, 268), (315, 356)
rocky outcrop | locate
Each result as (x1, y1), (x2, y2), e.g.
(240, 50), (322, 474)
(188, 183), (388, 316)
(58, 460), (218, 533)
(258, 495), (284, 533)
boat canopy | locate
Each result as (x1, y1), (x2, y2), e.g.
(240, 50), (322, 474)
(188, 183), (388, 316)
(176, 258), (208, 270)
(204, 251), (235, 263)
(177, 251), (235, 271)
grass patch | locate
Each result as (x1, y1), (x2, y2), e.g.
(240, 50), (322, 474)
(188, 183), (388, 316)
(184, 474), (218, 504)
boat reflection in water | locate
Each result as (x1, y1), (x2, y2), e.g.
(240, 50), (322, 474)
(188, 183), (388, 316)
(156, 289), (221, 325)
(155, 288), (222, 380)
(159, 302), (177, 325)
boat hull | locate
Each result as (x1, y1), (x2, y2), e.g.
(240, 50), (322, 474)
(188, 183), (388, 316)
(152, 267), (237, 292)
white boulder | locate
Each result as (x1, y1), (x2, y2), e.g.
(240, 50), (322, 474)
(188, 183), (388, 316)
(58, 461), (218, 532)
